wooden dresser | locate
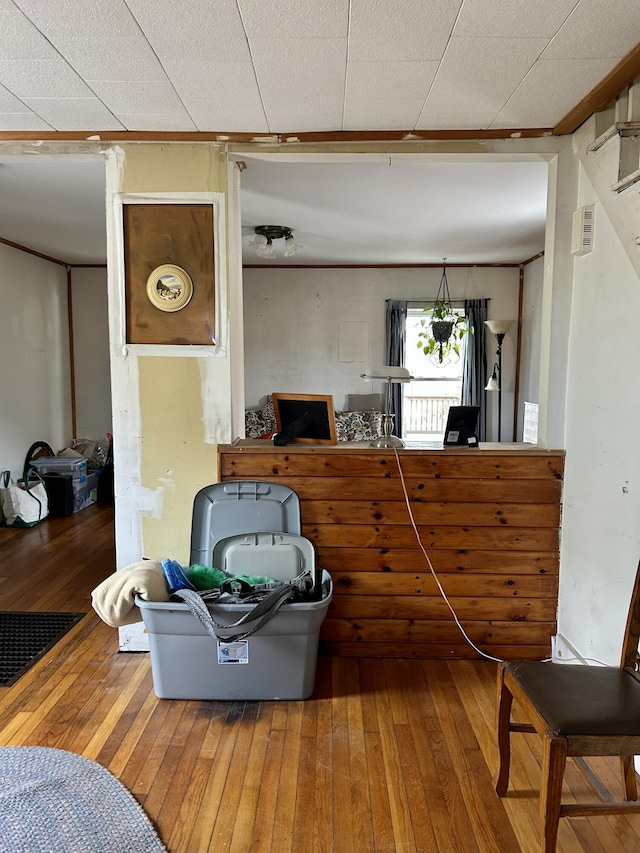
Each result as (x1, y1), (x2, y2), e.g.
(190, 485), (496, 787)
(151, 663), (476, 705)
(217, 442), (564, 660)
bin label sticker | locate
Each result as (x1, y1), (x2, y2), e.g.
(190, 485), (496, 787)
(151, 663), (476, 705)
(217, 640), (249, 664)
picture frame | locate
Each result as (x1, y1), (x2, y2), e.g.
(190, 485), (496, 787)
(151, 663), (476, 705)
(145, 264), (193, 312)
(443, 405), (480, 446)
(272, 393), (337, 445)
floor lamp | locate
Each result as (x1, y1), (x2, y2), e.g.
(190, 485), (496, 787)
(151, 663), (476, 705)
(361, 366), (412, 448)
(484, 320), (514, 442)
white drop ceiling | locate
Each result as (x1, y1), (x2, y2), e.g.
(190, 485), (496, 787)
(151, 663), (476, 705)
(0, 0), (637, 134)
(0, 1), (636, 265)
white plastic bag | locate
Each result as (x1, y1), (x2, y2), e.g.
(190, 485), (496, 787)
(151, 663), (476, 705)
(0, 470), (48, 527)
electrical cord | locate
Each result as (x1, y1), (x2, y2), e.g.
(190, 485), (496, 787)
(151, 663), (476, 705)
(392, 446), (504, 663)
(392, 447), (612, 667)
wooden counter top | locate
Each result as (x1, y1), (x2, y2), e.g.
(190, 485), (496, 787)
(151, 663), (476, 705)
(225, 439), (563, 454)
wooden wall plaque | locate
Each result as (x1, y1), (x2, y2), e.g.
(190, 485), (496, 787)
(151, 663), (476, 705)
(124, 204), (215, 345)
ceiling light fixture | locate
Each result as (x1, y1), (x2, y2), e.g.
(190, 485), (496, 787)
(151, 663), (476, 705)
(249, 225), (302, 260)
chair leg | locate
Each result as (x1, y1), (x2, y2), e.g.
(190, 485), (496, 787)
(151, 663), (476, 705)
(540, 735), (567, 853)
(495, 664), (514, 796)
(621, 755), (639, 800)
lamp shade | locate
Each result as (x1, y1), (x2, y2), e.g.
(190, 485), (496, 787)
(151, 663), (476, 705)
(361, 366), (412, 382)
(485, 319), (514, 336)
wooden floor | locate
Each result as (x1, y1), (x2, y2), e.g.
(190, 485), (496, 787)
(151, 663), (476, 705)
(1, 506), (640, 852)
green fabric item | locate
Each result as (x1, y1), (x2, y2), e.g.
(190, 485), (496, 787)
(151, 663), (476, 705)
(184, 565), (228, 590)
(185, 565), (275, 590)
(234, 575), (275, 585)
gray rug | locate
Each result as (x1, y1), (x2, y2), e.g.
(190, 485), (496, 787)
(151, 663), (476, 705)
(0, 747), (167, 853)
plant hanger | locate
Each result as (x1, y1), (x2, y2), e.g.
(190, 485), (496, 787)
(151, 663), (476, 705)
(434, 257), (453, 311)
(417, 258), (469, 366)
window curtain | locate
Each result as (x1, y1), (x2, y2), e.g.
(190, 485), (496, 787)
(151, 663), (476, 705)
(462, 299), (488, 441)
(384, 299), (408, 438)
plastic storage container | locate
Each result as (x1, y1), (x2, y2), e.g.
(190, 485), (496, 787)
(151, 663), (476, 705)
(136, 571), (332, 700)
(72, 472), (98, 512)
(29, 457), (88, 482)
(137, 480), (331, 700)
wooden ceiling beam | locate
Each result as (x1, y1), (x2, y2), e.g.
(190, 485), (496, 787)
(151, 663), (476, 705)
(554, 43), (640, 135)
(0, 127), (553, 144)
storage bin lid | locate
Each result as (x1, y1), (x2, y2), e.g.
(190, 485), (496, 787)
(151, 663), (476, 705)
(189, 480), (301, 566)
(212, 532), (315, 581)
(30, 456), (86, 468)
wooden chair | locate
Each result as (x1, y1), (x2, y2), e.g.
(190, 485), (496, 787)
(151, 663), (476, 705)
(495, 560), (640, 852)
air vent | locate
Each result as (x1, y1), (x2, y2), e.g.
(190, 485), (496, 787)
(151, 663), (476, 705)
(571, 205), (595, 255)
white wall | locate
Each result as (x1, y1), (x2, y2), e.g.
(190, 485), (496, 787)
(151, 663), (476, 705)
(0, 243), (72, 476)
(243, 265), (520, 439)
(517, 256), (544, 440)
(71, 267), (112, 439)
(556, 165), (640, 664)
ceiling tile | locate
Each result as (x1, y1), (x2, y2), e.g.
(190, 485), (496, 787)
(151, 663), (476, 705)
(416, 110), (500, 130)
(124, 0), (252, 61)
(57, 38), (168, 82)
(87, 80), (189, 117)
(238, 0), (349, 38)
(349, 0), (463, 61)
(250, 37), (346, 131)
(0, 83), (31, 112)
(116, 113), (198, 131)
(343, 98), (427, 130)
(0, 9), (62, 60)
(492, 57), (615, 127)
(423, 37), (549, 117)
(13, 0), (139, 40)
(0, 60), (94, 98)
(163, 59), (260, 102)
(453, 0), (577, 38)
(184, 98), (269, 133)
(0, 112), (52, 130)
(542, 0), (640, 59)
(22, 97), (124, 130)
(262, 102), (345, 133)
(346, 61), (438, 101)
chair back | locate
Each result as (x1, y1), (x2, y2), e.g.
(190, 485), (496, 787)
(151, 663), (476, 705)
(620, 560), (640, 671)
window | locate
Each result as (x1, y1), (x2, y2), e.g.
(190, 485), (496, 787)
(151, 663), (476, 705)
(403, 307), (466, 440)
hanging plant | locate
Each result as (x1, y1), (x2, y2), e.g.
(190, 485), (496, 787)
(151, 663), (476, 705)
(416, 260), (471, 365)
(417, 302), (469, 364)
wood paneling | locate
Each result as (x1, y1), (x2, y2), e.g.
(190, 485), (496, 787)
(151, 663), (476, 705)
(124, 203), (215, 345)
(218, 443), (564, 660)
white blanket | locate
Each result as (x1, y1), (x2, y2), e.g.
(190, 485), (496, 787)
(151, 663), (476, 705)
(91, 561), (169, 627)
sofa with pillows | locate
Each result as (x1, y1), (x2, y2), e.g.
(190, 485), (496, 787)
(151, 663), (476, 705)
(245, 394), (384, 442)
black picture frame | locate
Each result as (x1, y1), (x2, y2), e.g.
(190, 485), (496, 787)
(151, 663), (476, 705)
(443, 405), (480, 446)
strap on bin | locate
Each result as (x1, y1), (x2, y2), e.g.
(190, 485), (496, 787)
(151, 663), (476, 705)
(171, 580), (304, 643)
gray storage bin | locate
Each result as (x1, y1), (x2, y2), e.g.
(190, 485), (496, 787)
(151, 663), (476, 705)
(136, 572), (332, 700)
(137, 480), (331, 700)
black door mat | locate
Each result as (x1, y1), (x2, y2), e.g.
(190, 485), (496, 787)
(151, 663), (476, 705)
(0, 611), (85, 687)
